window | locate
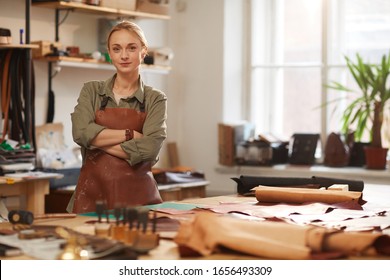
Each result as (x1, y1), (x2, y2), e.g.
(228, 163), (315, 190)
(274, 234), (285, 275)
(249, 0), (390, 145)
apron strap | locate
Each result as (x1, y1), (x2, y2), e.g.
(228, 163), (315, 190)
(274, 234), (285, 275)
(140, 102), (145, 112)
(99, 96), (109, 111)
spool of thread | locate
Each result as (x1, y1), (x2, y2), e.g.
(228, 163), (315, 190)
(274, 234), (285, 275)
(8, 210), (34, 225)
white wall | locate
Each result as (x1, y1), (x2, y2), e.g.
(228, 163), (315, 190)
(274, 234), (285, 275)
(168, 0), (244, 195)
(1, 0), (244, 195)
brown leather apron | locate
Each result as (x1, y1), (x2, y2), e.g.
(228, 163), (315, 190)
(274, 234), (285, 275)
(72, 98), (162, 213)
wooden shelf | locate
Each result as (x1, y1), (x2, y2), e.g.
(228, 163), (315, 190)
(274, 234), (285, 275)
(32, 0), (170, 20)
(141, 64), (171, 74)
(0, 44), (39, 49)
(34, 56), (171, 74)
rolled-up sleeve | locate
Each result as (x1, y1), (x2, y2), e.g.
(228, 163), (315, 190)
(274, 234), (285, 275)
(121, 89), (167, 166)
(71, 82), (106, 148)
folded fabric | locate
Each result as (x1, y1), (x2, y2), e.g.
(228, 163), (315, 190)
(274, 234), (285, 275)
(174, 212), (390, 259)
(254, 186), (364, 205)
(152, 168), (205, 185)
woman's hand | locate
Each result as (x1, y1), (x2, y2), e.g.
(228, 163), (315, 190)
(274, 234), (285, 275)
(133, 130), (143, 139)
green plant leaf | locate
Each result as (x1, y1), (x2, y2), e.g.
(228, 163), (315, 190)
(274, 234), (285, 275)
(326, 51), (390, 146)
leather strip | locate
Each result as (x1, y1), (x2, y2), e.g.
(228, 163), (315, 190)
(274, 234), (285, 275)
(1, 50), (12, 141)
(0, 49), (35, 148)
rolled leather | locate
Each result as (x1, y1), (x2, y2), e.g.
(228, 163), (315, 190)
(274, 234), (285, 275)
(254, 186), (364, 205)
(174, 212), (390, 259)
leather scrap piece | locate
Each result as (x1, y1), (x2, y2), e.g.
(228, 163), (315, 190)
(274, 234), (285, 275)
(174, 212), (390, 259)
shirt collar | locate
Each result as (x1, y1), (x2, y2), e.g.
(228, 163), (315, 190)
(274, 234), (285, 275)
(100, 74), (145, 104)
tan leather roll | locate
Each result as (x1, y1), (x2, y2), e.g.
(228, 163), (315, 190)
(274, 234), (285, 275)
(254, 186), (363, 205)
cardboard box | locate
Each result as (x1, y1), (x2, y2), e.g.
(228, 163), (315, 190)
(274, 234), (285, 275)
(218, 123), (236, 166)
(100, 0), (136, 10)
(218, 122), (255, 166)
(136, 0), (169, 15)
(31, 40), (62, 58)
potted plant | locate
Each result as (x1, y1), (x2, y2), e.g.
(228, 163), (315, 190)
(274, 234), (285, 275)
(326, 52), (390, 169)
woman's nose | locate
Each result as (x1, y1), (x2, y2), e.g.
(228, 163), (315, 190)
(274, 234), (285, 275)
(120, 50), (129, 59)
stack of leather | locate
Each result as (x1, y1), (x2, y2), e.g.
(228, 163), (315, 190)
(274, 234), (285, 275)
(152, 166), (205, 185)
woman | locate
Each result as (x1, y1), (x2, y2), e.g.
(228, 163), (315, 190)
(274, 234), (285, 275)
(68, 21), (166, 213)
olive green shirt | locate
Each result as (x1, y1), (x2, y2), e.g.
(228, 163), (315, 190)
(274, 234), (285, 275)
(71, 74), (167, 166)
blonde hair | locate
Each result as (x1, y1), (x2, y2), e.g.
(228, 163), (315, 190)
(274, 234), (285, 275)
(107, 21), (148, 51)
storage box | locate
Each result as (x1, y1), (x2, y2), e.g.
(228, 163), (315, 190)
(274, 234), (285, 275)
(146, 48), (173, 66)
(100, 0), (136, 10)
(31, 40), (62, 58)
(218, 122), (255, 166)
(0, 28), (12, 45)
(136, 0), (169, 15)
(235, 141), (273, 166)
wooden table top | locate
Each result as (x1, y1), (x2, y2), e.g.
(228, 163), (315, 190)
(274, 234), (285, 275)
(1, 183), (389, 260)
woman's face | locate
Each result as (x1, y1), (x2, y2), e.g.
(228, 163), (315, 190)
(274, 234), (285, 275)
(108, 29), (146, 74)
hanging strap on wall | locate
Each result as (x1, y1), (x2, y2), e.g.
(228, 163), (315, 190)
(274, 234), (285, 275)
(0, 48), (36, 149)
(46, 61), (55, 123)
(10, 49), (29, 141)
(0, 50), (13, 142)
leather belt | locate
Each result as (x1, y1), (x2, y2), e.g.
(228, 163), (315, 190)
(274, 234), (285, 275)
(0, 48), (36, 151)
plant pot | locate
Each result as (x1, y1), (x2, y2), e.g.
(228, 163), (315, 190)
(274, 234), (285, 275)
(364, 146), (389, 170)
(349, 142), (370, 167)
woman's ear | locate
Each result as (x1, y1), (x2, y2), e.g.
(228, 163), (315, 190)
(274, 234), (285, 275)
(142, 47), (148, 59)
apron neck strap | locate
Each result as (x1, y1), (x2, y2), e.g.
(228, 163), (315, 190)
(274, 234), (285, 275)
(99, 96), (109, 110)
(99, 95), (145, 112)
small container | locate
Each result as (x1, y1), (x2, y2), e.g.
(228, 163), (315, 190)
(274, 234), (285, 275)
(86, 0), (100, 5)
(94, 223), (111, 237)
(0, 28), (12, 45)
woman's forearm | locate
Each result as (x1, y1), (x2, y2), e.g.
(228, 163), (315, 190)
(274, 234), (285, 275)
(91, 128), (126, 147)
(100, 144), (129, 159)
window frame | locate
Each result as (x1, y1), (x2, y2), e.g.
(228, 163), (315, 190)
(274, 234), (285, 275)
(246, 0), (383, 146)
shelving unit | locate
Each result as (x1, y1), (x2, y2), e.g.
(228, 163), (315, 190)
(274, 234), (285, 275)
(0, 42), (36, 144)
(0, 0), (36, 160)
(33, 1), (170, 42)
(32, 1), (170, 20)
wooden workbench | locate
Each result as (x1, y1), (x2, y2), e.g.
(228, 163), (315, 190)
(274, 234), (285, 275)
(1, 183), (389, 260)
(45, 180), (210, 213)
(0, 173), (62, 215)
